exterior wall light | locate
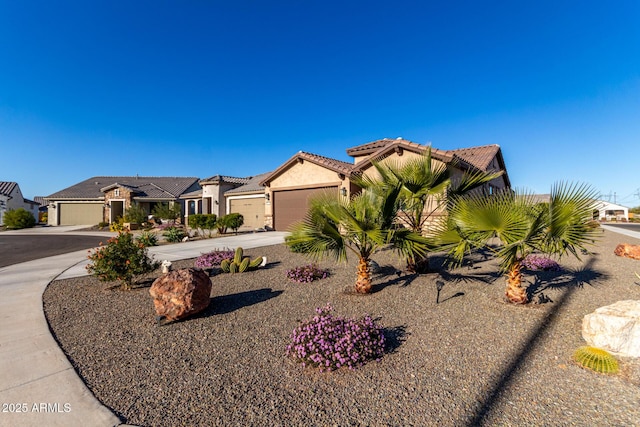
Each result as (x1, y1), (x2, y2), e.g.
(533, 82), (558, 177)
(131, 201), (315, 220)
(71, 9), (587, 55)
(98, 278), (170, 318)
(340, 187), (347, 197)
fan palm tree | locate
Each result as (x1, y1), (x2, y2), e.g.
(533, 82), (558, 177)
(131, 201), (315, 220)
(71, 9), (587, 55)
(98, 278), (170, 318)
(436, 182), (599, 304)
(355, 148), (503, 273)
(286, 190), (431, 293)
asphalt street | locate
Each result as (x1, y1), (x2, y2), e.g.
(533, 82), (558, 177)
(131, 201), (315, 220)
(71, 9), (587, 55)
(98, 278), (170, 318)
(603, 222), (640, 233)
(0, 234), (106, 268)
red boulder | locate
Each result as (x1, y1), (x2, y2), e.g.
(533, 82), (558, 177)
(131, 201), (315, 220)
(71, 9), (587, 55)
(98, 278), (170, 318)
(149, 268), (212, 321)
(614, 244), (640, 261)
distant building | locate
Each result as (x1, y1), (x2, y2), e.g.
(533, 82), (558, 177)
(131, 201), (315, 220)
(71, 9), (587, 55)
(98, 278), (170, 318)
(594, 200), (629, 221)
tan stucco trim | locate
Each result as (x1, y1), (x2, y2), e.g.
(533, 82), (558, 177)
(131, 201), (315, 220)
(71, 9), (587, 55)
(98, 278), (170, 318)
(269, 181), (343, 192)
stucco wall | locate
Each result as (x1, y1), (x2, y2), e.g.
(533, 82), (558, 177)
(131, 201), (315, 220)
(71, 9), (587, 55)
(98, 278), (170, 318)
(264, 160), (350, 229)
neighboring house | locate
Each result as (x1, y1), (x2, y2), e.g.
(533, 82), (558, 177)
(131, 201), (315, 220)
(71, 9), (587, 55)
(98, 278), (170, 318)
(33, 196), (49, 222)
(45, 176), (200, 226)
(0, 181), (40, 226)
(532, 196), (630, 222)
(181, 173), (271, 231)
(42, 138), (512, 230)
(594, 200), (629, 221)
(260, 137), (511, 231)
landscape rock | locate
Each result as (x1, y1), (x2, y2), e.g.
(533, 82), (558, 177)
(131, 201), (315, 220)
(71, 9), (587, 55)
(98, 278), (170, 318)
(614, 243), (640, 261)
(149, 268), (212, 321)
(582, 300), (640, 358)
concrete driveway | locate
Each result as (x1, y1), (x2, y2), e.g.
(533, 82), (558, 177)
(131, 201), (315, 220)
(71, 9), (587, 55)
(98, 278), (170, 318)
(0, 226), (115, 268)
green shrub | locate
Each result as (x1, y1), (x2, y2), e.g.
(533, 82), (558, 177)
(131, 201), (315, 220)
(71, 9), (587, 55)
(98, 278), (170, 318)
(188, 213), (217, 237)
(152, 202), (182, 224)
(3, 208), (36, 229)
(163, 226), (187, 243)
(136, 230), (158, 247)
(216, 213), (244, 234)
(86, 231), (159, 290)
(97, 221), (109, 229)
(123, 203), (147, 224)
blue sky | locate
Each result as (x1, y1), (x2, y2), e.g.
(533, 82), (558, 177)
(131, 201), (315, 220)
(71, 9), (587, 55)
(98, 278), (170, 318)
(1, 1), (639, 206)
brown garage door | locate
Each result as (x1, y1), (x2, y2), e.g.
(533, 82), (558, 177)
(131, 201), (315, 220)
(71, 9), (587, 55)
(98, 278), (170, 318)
(229, 197), (264, 230)
(59, 203), (103, 226)
(273, 186), (337, 231)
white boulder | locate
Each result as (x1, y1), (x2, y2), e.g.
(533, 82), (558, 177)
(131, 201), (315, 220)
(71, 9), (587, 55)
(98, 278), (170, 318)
(582, 300), (640, 358)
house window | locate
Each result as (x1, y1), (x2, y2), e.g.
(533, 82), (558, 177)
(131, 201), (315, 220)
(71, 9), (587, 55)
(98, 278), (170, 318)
(114, 189), (120, 196)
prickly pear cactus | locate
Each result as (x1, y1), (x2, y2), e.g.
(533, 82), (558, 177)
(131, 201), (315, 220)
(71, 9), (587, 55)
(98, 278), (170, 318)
(573, 346), (619, 374)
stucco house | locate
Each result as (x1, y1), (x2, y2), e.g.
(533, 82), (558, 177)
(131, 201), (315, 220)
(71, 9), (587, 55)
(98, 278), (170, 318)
(180, 173), (271, 231)
(45, 176), (200, 226)
(43, 138), (511, 230)
(260, 137), (511, 231)
(0, 182), (40, 226)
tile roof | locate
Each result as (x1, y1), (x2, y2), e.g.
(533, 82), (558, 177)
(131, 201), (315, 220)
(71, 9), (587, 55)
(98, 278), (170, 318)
(33, 197), (47, 206)
(346, 138), (401, 156)
(350, 139), (456, 173)
(199, 175), (250, 185)
(225, 172), (271, 195)
(0, 181), (17, 197)
(45, 176), (201, 200)
(446, 145), (501, 171)
(260, 151), (353, 185)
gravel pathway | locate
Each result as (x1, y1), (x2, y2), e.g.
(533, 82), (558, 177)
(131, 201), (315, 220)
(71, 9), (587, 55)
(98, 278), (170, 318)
(43, 230), (640, 427)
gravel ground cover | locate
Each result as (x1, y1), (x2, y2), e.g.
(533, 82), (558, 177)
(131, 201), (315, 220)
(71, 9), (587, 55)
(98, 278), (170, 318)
(44, 230), (640, 426)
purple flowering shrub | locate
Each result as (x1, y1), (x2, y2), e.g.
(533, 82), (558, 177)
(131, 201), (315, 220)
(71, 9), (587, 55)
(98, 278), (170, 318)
(194, 249), (235, 269)
(286, 304), (386, 372)
(286, 264), (330, 283)
(521, 255), (560, 271)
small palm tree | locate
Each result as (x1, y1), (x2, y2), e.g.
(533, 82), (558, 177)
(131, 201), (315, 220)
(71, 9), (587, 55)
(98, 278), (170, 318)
(437, 182), (599, 304)
(286, 190), (431, 293)
(356, 148), (503, 273)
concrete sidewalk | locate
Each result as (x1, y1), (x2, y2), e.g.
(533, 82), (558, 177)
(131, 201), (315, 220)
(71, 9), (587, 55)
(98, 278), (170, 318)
(601, 224), (640, 240)
(0, 231), (287, 427)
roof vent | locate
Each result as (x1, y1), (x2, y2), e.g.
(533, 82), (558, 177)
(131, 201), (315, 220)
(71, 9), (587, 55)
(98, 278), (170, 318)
(396, 137), (403, 140)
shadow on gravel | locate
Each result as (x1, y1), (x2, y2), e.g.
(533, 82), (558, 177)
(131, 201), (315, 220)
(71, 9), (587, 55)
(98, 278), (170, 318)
(209, 288), (284, 315)
(465, 257), (606, 426)
(525, 263), (609, 302)
(371, 266), (421, 292)
(383, 325), (409, 354)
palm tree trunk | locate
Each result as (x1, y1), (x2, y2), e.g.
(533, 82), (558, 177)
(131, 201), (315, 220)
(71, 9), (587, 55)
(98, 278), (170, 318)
(406, 255), (430, 274)
(505, 262), (528, 304)
(355, 256), (372, 293)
